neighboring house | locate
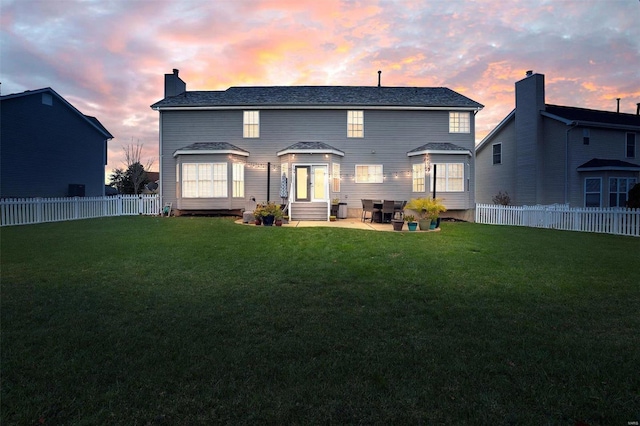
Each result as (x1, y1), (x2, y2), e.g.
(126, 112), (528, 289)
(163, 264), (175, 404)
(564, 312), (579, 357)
(143, 171), (160, 194)
(476, 72), (640, 208)
(151, 69), (483, 220)
(1, 87), (113, 198)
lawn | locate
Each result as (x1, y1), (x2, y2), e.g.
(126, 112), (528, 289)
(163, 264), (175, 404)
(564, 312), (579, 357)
(1, 217), (639, 425)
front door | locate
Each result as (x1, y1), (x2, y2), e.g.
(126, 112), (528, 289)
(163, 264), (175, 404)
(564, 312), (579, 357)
(295, 165), (327, 202)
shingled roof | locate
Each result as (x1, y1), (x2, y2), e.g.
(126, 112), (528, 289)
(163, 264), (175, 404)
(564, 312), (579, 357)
(173, 142), (249, 157)
(577, 158), (640, 171)
(544, 104), (640, 128)
(407, 142), (472, 157)
(151, 86), (483, 109)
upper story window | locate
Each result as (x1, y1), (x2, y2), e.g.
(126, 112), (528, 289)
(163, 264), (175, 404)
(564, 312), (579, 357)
(626, 133), (636, 158)
(243, 111), (259, 138)
(492, 143), (502, 165)
(583, 129), (590, 145)
(42, 93), (53, 106)
(355, 164), (382, 183)
(449, 112), (470, 133)
(347, 110), (364, 138)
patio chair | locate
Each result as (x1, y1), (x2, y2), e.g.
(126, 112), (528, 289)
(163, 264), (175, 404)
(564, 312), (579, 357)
(381, 200), (396, 223)
(361, 199), (379, 222)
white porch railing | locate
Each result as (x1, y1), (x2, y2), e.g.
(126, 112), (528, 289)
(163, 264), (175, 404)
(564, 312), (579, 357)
(475, 203), (640, 237)
(0, 195), (160, 227)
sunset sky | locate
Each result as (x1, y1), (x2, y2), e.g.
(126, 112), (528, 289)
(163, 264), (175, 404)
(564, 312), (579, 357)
(1, 0), (639, 179)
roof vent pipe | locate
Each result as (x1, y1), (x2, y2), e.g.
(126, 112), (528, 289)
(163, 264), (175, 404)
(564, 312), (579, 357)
(616, 98), (621, 113)
(378, 70), (382, 87)
(526, 70), (533, 77)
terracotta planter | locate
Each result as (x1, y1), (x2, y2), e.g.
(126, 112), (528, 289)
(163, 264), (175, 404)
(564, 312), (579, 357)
(392, 219), (404, 231)
(254, 218), (262, 225)
(275, 219), (283, 226)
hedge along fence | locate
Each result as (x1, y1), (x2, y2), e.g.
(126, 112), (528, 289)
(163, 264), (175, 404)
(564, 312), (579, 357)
(475, 203), (640, 237)
(0, 195), (160, 227)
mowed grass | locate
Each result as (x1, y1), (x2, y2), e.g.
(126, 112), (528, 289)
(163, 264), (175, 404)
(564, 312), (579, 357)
(1, 217), (639, 425)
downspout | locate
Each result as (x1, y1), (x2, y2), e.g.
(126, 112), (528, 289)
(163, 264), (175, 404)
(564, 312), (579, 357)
(564, 122), (577, 205)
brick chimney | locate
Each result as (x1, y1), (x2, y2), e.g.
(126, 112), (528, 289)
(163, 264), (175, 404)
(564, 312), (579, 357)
(164, 69), (186, 98)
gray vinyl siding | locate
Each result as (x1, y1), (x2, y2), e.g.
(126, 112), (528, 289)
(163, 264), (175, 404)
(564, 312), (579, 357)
(1, 92), (108, 198)
(475, 119), (516, 204)
(476, 114), (640, 208)
(514, 74), (545, 206)
(160, 108), (477, 215)
(566, 125), (639, 207)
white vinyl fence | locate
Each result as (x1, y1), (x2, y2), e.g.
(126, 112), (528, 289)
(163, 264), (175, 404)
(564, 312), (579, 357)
(475, 203), (640, 237)
(1, 195), (160, 227)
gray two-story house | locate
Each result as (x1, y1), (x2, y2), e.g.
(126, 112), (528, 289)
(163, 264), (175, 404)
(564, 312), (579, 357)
(476, 72), (640, 208)
(151, 69), (483, 220)
(1, 87), (113, 198)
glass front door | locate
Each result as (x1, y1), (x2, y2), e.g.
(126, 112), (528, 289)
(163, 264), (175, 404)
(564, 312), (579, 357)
(295, 165), (327, 202)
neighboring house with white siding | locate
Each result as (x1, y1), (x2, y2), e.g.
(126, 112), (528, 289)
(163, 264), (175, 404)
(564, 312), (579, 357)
(151, 69), (483, 220)
(1, 88), (113, 198)
(476, 72), (640, 208)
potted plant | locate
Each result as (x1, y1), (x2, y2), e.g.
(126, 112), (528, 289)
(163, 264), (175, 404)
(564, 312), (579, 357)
(253, 204), (264, 225)
(331, 198), (340, 217)
(259, 202), (281, 226)
(405, 198), (446, 230)
(274, 206), (284, 226)
(329, 215), (337, 222)
(391, 217), (404, 231)
(404, 214), (417, 231)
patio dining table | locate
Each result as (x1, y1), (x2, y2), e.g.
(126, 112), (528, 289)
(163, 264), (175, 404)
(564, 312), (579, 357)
(371, 200), (406, 223)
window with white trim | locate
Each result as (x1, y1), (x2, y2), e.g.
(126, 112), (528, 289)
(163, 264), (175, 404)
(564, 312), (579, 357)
(243, 111), (259, 138)
(412, 163), (425, 192)
(347, 110), (364, 138)
(182, 163), (227, 198)
(332, 163), (340, 192)
(432, 163), (464, 192)
(585, 177), (601, 207)
(355, 165), (382, 183)
(232, 163), (244, 198)
(449, 112), (470, 133)
(626, 133), (636, 158)
(492, 143), (502, 165)
(609, 177), (637, 207)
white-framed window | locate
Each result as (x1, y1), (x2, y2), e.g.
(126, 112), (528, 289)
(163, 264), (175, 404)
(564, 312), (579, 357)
(432, 163), (464, 192)
(355, 165), (382, 183)
(182, 163), (227, 198)
(585, 177), (601, 207)
(332, 163), (341, 192)
(347, 110), (364, 138)
(609, 177), (637, 207)
(232, 163), (244, 198)
(626, 133), (636, 158)
(449, 112), (470, 133)
(412, 163), (425, 192)
(492, 143), (502, 165)
(243, 110), (259, 138)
